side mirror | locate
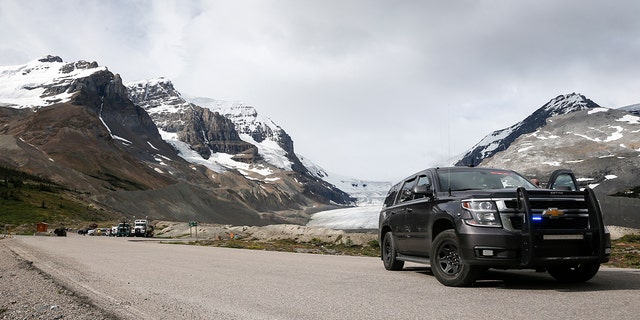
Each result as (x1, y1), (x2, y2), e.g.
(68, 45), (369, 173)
(412, 184), (434, 197)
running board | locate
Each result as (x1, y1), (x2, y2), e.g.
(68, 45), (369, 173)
(396, 254), (430, 265)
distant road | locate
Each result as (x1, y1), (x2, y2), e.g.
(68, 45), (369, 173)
(5, 234), (640, 320)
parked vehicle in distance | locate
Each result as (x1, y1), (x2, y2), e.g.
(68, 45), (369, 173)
(378, 167), (611, 287)
(116, 221), (132, 237)
(53, 227), (67, 236)
(133, 219), (154, 237)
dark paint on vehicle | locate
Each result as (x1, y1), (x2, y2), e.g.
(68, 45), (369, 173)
(378, 167), (611, 287)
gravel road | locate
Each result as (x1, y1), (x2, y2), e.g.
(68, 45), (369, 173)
(0, 239), (115, 319)
(3, 234), (640, 320)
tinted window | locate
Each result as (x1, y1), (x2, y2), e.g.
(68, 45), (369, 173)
(416, 175), (431, 188)
(414, 175), (432, 199)
(550, 173), (578, 191)
(397, 177), (417, 203)
(383, 184), (400, 207)
(437, 169), (535, 191)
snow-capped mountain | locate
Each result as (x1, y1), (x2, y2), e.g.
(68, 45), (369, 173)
(452, 98), (640, 228)
(454, 93), (601, 166)
(0, 56), (351, 225)
(0, 55), (106, 108)
(125, 78), (351, 207)
(127, 78), (301, 173)
(184, 95), (301, 172)
(5, 56), (636, 230)
(481, 107), (640, 196)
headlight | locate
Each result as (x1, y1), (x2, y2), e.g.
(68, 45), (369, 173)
(461, 200), (502, 227)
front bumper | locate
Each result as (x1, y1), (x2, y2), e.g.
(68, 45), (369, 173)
(457, 225), (611, 268)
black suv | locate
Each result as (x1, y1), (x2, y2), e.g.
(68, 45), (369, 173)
(378, 167), (611, 287)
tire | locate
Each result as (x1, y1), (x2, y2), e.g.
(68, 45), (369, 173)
(382, 232), (404, 271)
(547, 262), (600, 283)
(430, 230), (481, 287)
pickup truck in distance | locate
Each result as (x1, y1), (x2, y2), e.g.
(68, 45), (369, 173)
(378, 167), (611, 287)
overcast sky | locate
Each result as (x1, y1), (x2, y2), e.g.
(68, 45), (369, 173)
(2, 0), (640, 182)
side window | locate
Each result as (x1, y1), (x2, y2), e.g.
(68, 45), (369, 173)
(550, 173), (577, 191)
(383, 184), (400, 207)
(417, 175), (431, 187)
(397, 177), (417, 203)
(414, 175), (432, 199)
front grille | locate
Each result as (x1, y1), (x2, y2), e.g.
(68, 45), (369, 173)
(500, 194), (589, 231)
(504, 199), (587, 211)
(510, 216), (589, 230)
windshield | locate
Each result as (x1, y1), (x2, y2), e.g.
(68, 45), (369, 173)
(437, 169), (536, 191)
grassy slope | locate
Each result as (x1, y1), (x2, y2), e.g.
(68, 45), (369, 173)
(1, 167), (119, 232)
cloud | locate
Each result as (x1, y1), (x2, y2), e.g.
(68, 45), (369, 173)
(1, 0), (640, 181)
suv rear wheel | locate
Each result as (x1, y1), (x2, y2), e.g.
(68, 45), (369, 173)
(382, 232), (404, 271)
(430, 230), (481, 287)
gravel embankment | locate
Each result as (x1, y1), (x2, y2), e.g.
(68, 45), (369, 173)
(0, 239), (117, 320)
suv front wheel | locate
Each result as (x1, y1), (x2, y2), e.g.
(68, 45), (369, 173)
(430, 230), (481, 287)
(547, 262), (600, 283)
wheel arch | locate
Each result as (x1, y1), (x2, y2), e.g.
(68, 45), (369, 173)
(379, 225), (392, 258)
(432, 217), (455, 241)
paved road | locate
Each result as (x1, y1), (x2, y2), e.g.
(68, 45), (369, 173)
(5, 234), (640, 319)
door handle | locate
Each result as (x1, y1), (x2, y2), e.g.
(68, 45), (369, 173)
(406, 208), (413, 213)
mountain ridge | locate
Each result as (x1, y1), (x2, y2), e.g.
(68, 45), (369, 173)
(0, 56), (352, 226)
(455, 93), (601, 166)
(3, 55), (639, 229)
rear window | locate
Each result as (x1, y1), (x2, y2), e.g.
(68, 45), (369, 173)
(437, 169), (535, 191)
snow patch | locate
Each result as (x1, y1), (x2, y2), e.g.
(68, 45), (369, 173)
(518, 145), (534, 153)
(158, 129), (278, 180)
(617, 114), (640, 124)
(0, 57), (106, 108)
(239, 134), (292, 171)
(307, 205), (380, 229)
(113, 135), (132, 145)
(147, 141), (159, 151)
(588, 107), (609, 115)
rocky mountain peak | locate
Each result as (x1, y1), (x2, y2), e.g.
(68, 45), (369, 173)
(126, 79), (350, 204)
(126, 78), (256, 161)
(543, 93), (598, 115)
(455, 93), (600, 166)
(0, 56), (108, 109)
(482, 107), (640, 195)
(127, 78), (184, 111)
(37, 55), (63, 63)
